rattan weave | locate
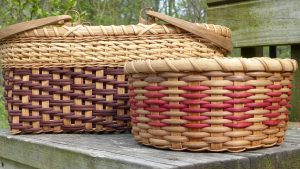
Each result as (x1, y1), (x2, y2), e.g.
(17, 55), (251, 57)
(0, 13), (231, 134)
(125, 57), (297, 152)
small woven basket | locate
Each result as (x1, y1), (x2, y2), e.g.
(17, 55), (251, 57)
(125, 57), (297, 152)
(0, 11), (232, 134)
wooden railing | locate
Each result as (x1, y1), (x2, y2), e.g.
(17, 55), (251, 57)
(207, 0), (300, 121)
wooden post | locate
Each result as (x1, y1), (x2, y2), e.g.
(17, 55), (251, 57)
(290, 45), (300, 121)
(241, 47), (263, 58)
(269, 46), (277, 58)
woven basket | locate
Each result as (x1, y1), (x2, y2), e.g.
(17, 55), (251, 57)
(0, 11), (232, 134)
(125, 57), (297, 152)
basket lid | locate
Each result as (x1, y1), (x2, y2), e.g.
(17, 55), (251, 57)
(0, 15), (72, 40)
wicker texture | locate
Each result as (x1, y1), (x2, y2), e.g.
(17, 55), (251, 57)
(4, 67), (129, 134)
(125, 58), (297, 152)
(0, 14), (232, 134)
(1, 23), (231, 69)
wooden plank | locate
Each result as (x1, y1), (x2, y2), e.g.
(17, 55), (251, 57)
(0, 133), (172, 169)
(233, 145), (300, 169)
(241, 47), (263, 58)
(33, 134), (248, 169)
(207, 0), (300, 47)
(289, 122), (300, 129)
(0, 130), (248, 169)
(229, 128), (300, 169)
(290, 45), (300, 121)
(0, 157), (35, 169)
(0, 128), (300, 169)
(0, 131), (249, 169)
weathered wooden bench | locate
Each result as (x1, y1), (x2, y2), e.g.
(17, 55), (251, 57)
(1, 1), (300, 169)
(207, 0), (300, 121)
(0, 123), (299, 169)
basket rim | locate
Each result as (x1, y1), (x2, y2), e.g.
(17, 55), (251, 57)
(124, 57), (298, 74)
(1, 23), (231, 40)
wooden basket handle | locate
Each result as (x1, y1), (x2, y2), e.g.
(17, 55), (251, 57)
(146, 10), (233, 53)
(0, 15), (72, 40)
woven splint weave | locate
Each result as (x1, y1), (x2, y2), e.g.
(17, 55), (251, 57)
(0, 13), (232, 134)
(125, 57), (297, 152)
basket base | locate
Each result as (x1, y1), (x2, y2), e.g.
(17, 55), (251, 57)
(134, 137), (284, 152)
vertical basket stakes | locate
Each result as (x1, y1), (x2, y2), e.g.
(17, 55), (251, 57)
(0, 12), (232, 134)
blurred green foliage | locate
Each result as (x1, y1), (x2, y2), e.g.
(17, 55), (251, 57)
(0, 0), (77, 27)
(276, 46), (291, 59)
(0, 0), (207, 27)
(0, 86), (7, 129)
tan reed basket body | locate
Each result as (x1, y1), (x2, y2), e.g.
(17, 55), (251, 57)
(0, 13), (232, 134)
(125, 57), (297, 152)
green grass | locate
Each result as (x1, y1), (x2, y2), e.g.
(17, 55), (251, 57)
(0, 68), (9, 129)
(0, 101), (8, 129)
(0, 87), (8, 129)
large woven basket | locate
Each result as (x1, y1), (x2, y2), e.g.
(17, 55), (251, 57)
(0, 11), (232, 134)
(125, 57), (297, 152)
